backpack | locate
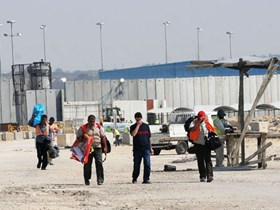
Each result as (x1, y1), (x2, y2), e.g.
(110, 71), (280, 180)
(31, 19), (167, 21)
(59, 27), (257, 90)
(184, 116), (197, 135)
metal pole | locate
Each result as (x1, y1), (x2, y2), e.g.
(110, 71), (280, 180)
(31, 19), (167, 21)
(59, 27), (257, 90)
(163, 22), (169, 64)
(197, 27), (202, 60)
(229, 34), (232, 59)
(164, 24), (167, 64)
(5, 20), (21, 66)
(100, 25), (104, 70)
(226, 31), (233, 59)
(41, 25), (47, 62)
(9, 22), (15, 65)
(97, 22), (104, 71)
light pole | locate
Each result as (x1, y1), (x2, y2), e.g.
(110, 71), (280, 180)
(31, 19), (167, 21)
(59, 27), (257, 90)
(196, 27), (203, 60)
(61, 77), (67, 101)
(4, 20), (21, 65)
(163, 21), (170, 64)
(226, 31), (234, 59)
(40, 25), (47, 62)
(96, 22), (104, 71)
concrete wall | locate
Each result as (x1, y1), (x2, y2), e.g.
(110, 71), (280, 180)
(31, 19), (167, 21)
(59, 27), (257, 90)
(2, 74), (280, 124)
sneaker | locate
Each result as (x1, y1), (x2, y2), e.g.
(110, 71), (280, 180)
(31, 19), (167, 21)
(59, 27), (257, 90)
(97, 181), (103, 185)
(132, 179), (137, 184)
(85, 180), (90, 185)
(207, 177), (213, 182)
(41, 167), (46, 170)
(200, 178), (206, 182)
(142, 180), (151, 184)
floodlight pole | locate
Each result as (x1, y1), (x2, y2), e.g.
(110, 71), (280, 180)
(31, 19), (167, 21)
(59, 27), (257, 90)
(163, 21), (170, 64)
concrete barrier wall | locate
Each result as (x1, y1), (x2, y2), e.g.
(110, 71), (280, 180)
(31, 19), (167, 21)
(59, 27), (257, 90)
(2, 74), (280, 124)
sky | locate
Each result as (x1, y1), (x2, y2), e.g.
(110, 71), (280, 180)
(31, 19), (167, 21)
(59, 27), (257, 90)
(0, 0), (279, 73)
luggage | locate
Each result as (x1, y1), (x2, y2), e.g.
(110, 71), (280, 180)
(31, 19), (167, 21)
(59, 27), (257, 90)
(205, 131), (222, 150)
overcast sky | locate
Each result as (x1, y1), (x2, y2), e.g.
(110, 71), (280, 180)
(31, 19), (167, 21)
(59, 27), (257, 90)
(0, 0), (279, 73)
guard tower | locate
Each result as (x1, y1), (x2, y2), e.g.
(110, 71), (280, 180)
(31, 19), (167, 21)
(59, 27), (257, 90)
(12, 61), (52, 125)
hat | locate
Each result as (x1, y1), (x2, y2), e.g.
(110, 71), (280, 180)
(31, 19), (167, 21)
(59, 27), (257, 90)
(217, 109), (226, 118)
(134, 112), (142, 118)
(197, 110), (206, 118)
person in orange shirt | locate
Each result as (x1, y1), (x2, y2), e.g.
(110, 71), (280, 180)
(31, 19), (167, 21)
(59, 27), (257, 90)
(48, 117), (59, 165)
(189, 111), (214, 182)
(35, 115), (50, 170)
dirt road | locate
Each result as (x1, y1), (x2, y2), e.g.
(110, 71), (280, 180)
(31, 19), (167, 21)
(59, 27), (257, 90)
(0, 139), (280, 210)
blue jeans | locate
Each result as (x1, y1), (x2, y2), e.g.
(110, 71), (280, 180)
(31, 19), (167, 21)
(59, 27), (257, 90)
(132, 149), (151, 182)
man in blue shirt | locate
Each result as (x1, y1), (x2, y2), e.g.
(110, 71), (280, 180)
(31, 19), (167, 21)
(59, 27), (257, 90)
(130, 112), (154, 184)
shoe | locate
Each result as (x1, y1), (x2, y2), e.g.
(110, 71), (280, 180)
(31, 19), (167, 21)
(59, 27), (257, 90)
(207, 177), (213, 182)
(41, 167), (46, 170)
(132, 179), (137, 184)
(37, 162), (41, 169)
(97, 181), (102, 185)
(49, 162), (54, 165)
(200, 178), (206, 182)
(142, 180), (151, 184)
(85, 180), (90, 185)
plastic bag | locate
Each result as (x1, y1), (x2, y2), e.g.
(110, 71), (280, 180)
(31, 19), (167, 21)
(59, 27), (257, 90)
(29, 104), (46, 127)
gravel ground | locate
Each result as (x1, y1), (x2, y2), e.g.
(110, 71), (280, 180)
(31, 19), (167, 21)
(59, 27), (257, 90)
(0, 138), (280, 210)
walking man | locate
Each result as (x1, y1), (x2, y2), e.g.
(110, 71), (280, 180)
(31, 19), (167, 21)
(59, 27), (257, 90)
(213, 109), (232, 167)
(130, 112), (153, 184)
(76, 115), (107, 186)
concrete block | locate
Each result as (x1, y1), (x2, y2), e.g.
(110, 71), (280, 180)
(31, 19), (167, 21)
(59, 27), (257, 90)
(2, 132), (14, 141)
(249, 122), (269, 132)
(23, 131), (34, 139)
(57, 133), (76, 147)
(14, 132), (24, 140)
(122, 133), (132, 145)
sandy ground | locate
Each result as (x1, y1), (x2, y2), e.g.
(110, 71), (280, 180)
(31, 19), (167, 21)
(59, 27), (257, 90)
(0, 138), (280, 210)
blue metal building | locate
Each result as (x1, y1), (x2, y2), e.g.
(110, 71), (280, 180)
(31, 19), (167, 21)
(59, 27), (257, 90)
(99, 60), (270, 80)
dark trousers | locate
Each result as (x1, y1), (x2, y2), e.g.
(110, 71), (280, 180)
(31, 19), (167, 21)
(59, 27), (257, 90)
(132, 149), (151, 182)
(36, 141), (49, 169)
(115, 135), (120, 146)
(194, 144), (213, 179)
(84, 148), (104, 183)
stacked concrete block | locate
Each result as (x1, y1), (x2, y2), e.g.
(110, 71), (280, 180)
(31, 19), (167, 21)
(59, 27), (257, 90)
(22, 131), (34, 139)
(14, 132), (24, 140)
(27, 131), (35, 139)
(57, 133), (76, 147)
(2, 132), (14, 141)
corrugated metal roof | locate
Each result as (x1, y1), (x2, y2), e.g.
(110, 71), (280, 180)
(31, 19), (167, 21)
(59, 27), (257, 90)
(99, 60), (271, 80)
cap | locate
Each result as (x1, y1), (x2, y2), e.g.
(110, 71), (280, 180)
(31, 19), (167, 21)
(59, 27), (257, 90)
(197, 110), (206, 119)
